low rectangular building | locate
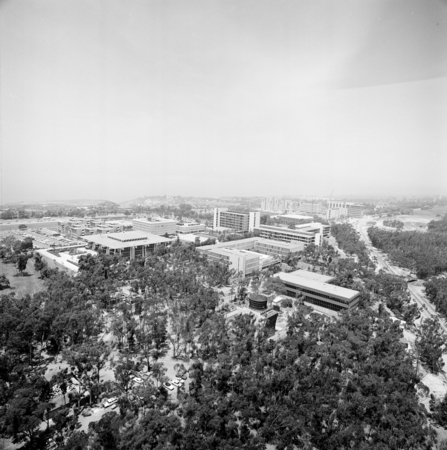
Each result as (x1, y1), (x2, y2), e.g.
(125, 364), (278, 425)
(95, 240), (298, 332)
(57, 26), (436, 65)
(81, 231), (171, 259)
(254, 224), (322, 246)
(176, 223), (206, 234)
(132, 217), (177, 236)
(275, 271), (359, 312)
(206, 247), (260, 276)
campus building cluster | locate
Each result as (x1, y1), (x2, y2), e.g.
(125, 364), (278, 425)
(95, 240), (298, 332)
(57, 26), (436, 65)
(326, 201), (364, 220)
(261, 197), (365, 220)
(261, 198), (327, 216)
(198, 237), (304, 276)
(58, 216), (132, 239)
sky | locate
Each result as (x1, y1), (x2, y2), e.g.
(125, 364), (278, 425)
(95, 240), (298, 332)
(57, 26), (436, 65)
(1, 0), (447, 204)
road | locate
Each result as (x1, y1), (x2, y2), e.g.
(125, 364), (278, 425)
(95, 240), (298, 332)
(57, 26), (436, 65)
(354, 218), (447, 330)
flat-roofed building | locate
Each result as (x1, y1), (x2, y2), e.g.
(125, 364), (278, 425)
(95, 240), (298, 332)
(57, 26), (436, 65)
(198, 237), (304, 259)
(213, 208), (260, 232)
(326, 201), (365, 220)
(254, 224), (323, 246)
(206, 247), (261, 276)
(287, 269), (335, 284)
(298, 201), (326, 215)
(275, 271), (359, 313)
(132, 217), (177, 236)
(295, 222), (331, 238)
(176, 223), (206, 234)
(36, 247), (97, 275)
(81, 231), (171, 259)
(277, 214), (313, 226)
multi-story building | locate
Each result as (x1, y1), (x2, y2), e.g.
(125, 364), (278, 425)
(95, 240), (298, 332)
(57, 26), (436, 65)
(132, 217), (177, 236)
(176, 223), (206, 234)
(206, 248), (261, 276)
(213, 208), (260, 232)
(261, 198), (294, 212)
(253, 223), (328, 246)
(198, 237), (304, 259)
(326, 201), (364, 220)
(275, 270), (360, 313)
(298, 201), (326, 215)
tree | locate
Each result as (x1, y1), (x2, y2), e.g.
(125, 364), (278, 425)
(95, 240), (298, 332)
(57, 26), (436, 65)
(0, 275), (10, 290)
(34, 253), (48, 278)
(415, 318), (445, 373)
(16, 254), (28, 275)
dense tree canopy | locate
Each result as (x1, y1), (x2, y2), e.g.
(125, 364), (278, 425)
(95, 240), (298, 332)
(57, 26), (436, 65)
(368, 220), (447, 278)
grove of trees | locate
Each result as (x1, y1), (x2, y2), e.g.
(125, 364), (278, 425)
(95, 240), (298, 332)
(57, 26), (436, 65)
(367, 215), (447, 278)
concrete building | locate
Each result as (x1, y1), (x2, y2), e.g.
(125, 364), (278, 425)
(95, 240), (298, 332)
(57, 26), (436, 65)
(81, 230), (171, 259)
(326, 201), (365, 220)
(261, 198), (296, 212)
(36, 246), (97, 275)
(275, 270), (359, 313)
(253, 223), (329, 246)
(198, 237), (304, 259)
(277, 214), (313, 225)
(176, 223), (206, 234)
(213, 208), (260, 232)
(298, 201), (327, 215)
(132, 217), (177, 236)
(206, 247), (261, 276)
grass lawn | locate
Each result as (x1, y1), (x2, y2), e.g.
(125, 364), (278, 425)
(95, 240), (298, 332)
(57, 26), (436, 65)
(0, 257), (45, 297)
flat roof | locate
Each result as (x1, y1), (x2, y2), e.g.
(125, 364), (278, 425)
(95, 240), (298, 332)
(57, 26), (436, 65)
(209, 247), (260, 259)
(255, 238), (304, 249)
(287, 269), (334, 284)
(133, 217), (176, 224)
(276, 272), (359, 301)
(278, 214), (313, 220)
(199, 237), (304, 253)
(255, 225), (315, 237)
(81, 231), (171, 249)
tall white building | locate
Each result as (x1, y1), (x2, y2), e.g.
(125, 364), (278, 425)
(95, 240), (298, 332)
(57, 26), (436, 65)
(213, 208), (260, 232)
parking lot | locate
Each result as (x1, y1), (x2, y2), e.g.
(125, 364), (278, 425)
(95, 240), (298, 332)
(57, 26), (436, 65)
(5, 229), (81, 249)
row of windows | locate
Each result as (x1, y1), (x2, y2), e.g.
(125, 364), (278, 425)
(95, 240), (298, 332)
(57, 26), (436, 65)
(284, 283), (353, 305)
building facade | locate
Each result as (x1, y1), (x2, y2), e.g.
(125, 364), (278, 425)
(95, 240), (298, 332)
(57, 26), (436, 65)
(253, 224), (328, 246)
(213, 208), (260, 232)
(275, 271), (360, 313)
(132, 217), (177, 236)
(326, 201), (364, 220)
(176, 223), (206, 234)
(81, 231), (171, 259)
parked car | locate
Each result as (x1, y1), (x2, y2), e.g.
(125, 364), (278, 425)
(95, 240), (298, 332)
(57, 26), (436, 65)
(171, 380), (182, 388)
(163, 382), (174, 391)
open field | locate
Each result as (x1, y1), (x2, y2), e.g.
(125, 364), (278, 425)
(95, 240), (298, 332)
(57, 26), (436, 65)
(0, 257), (45, 297)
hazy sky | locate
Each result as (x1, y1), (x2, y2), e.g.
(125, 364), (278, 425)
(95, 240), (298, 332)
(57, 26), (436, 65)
(1, 0), (447, 204)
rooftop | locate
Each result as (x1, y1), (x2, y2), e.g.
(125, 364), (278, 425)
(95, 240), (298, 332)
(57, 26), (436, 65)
(255, 225), (315, 236)
(287, 269), (334, 284)
(133, 217), (176, 224)
(81, 231), (171, 249)
(278, 214), (313, 220)
(275, 272), (359, 301)
(209, 247), (260, 260)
